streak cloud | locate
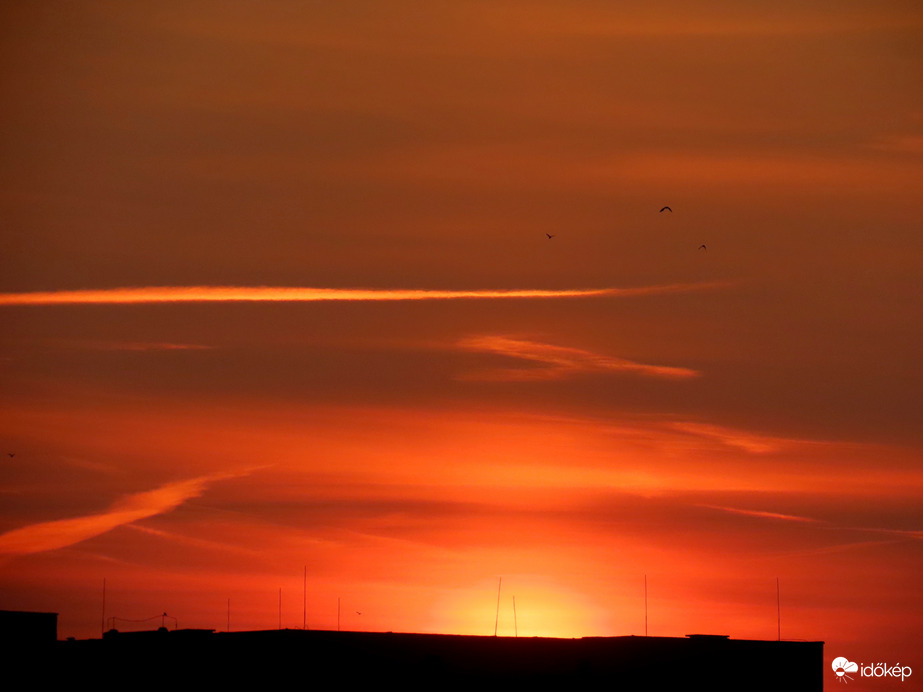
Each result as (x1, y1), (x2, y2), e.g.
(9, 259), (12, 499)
(0, 471), (245, 558)
(457, 336), (700, 380)
(0, 282), (726, 306)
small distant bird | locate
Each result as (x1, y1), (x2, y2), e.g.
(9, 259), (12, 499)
(546, 233), (555, 239)
(7, 453), (13, 458)
(356, 611), (362, 615)
(659, 206), (672, 213)
(698, 244), (707, 252)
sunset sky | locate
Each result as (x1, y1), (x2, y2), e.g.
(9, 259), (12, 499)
(1, 1), (921, 685)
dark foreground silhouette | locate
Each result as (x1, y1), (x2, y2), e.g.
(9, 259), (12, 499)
(10, 622), (822, 690)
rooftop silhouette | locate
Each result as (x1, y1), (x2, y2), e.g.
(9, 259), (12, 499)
(35, 622), (822, 690)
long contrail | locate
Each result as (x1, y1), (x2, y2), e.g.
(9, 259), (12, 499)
(0, 282), (725, 306)
(0, 471), (245, 557)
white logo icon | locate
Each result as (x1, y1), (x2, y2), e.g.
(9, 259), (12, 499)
(833, 657), (859, 683)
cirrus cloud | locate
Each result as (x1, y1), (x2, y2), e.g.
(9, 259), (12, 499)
(456, 335), (700, 381)
(0, 471), (245, 558)
(0, 282), (726, 306)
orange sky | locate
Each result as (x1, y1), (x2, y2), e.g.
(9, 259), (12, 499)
(1, 3), (921, 688)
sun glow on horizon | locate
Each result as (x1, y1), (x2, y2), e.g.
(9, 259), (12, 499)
(432, 577), (615, 639)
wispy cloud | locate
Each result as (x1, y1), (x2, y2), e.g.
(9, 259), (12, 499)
(871, 134), (923, 155)
(849, 527), (923, 541)
(669, 422), (789, 454)
(529, 13), (923, 39)
(0, 472), (244, 557)
(125, 524), (265, 556)
(456, 335), (699, 381)
(0, 282), (724, 306)
(74, 340), (212, 351)
(699, 505), (923, 540)
(699, 504), (821, 524)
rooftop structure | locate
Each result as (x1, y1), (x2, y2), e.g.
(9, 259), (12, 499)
(49, 629), (823, 690)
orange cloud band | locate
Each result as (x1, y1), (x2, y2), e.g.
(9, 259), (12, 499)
(0, 283), (725, 306)
(0, 472), (243, 557)
(457, 335), (700, 380)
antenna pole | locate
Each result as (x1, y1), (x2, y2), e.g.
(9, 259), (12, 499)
(776, 577), (781, 641)
(101, 578), (106, 637)
(303, 566), (307, 630)
(644, 574), (648, 637)
(227, 598), (230, 632)
(337, 597), (341, 632)
(279, 588), (282, 630)
(513, 595), (518, 638)
(494, 577), (502, 636)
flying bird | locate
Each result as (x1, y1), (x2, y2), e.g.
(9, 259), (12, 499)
(7, 453), (13, 458)
(546, 233), (555, 239)
(698, 244), (707, 252)
(659, 206), (672, 213)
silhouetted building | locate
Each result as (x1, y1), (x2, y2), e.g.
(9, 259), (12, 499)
(51, 629), (823, 690)
(0, 609), (58, 649)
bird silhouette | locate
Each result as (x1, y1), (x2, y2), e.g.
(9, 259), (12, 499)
(7, 453), (13, 458)
(659, 206), (672, 213)
(698, 244), (707, 252)
(546, 233), (555, 239)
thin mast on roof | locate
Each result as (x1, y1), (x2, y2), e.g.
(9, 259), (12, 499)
(513, 595), (518, 638)
(494, 577), (502, 636)
(777, 577), (781, 641)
